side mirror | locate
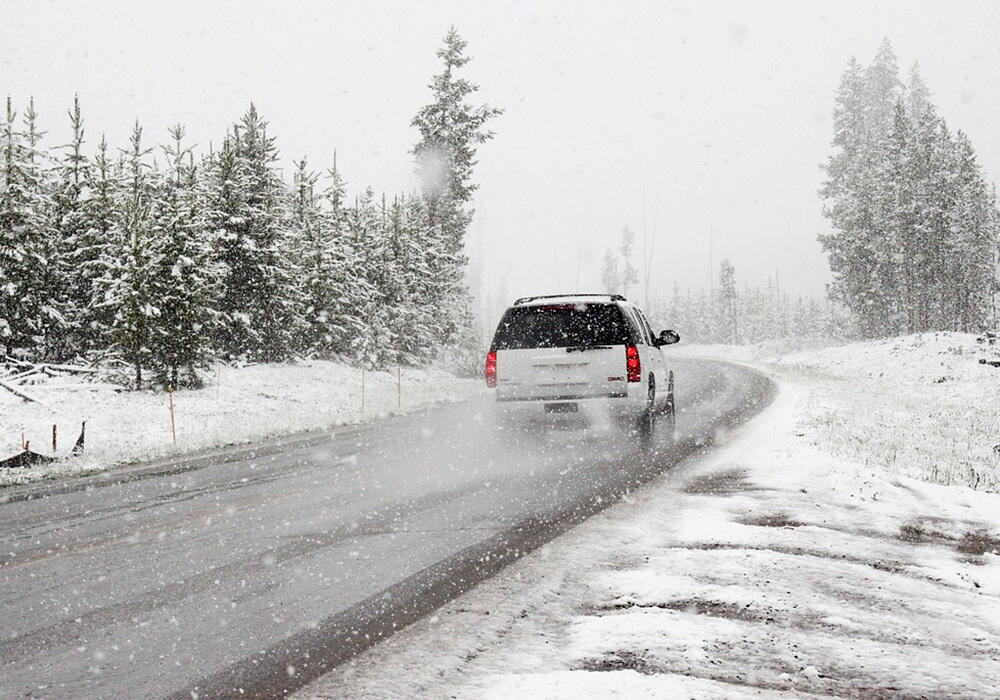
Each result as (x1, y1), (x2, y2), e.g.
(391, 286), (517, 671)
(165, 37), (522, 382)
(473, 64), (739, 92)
(657, 329), (680, 347)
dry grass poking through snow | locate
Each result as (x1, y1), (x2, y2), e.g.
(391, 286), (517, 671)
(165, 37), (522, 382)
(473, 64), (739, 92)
(771, 332), (1000, 493)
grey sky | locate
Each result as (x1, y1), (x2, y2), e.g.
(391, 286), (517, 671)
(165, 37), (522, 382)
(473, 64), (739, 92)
(4, 0), (1000, 318)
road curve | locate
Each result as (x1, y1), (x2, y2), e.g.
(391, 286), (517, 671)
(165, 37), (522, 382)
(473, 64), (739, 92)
(0, 358), (773, 699)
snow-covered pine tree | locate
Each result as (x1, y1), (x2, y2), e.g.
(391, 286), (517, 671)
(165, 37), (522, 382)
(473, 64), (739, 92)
(399, 192), (439, 363)
(370, 193), (429, 367)
(53, 95), (97, 358)
(292, 156), (354, 358)
(315, 154), (366, 357)
(907, 103), (950, 331)
(949, 131), (998, 331)
(820, 57), (878, 335)
(717, 259), (738, 343)
(821, 43), (912, 337)
(210, 105), (297, 362)
(0, 97), (31, 356)
(906, 65), (931, 128)
(380, 195), (408, 364)
(411, 27), (502, 350)
(148, 125), (219, 386)
(347, 187), (389, 368)
(0, 97), (54, 359)
(871, 98), (912, 335)
(863, 39), (902, 142)
(291, 157), (322, 354)
(95, 122), (157, 388)
(83, 134), (120, 352)
(22, 99), (66, 360)
(821, 42), (999, 337)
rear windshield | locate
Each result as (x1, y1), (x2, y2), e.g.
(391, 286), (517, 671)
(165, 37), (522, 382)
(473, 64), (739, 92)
(492, 303), (632, 350)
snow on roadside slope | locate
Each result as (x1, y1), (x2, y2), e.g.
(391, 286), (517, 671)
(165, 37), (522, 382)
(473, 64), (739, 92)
(681, 332), (1000, 492)
(1, 361), (479, 486)
(775, 332), (1000, 492)
(298, 369), (1000, 698)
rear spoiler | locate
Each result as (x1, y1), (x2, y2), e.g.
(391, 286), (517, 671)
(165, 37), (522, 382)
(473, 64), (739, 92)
(514, 294), (626, 305)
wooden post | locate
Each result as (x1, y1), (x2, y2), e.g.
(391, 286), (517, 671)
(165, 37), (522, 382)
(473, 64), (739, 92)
(361, 368), (366, 417)
(215, 362), (221, 401)
(397, 365), (401, 410)
(168, 385), (177, 445)
(52, 424), (57, 453)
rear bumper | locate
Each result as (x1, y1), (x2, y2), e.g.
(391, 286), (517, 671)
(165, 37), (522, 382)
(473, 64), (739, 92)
(496, 390), (627, 402)
(492, 387), (645, 429)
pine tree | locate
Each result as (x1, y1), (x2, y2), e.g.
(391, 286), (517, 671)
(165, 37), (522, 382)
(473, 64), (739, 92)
(820, 42), (999, 337)
(399, 193), (439, 362)
(864, 39), (901, 140)
(148, 125), (218, 386)
(293, 156), (355, 358)
(95, 122), (157, 387)
(210, 105), (297, 362)
(949, 132), (998, 331)
(348, 187), (388, 367)
(318, 155), (366, 357)
(871, 99), (912, 334)
(53, 95), (97, 357)
(21, 99), (66, 360)
(717, 259), (738, 343)
(907, 104), (950, 330)
(84, 135), (120, 351)
(0, 97), (52, 358)
(819, 57), (877, 334)
(0, 97), (30, 355)
(906, 64), (931, 123)
(411, 27), (502, 349)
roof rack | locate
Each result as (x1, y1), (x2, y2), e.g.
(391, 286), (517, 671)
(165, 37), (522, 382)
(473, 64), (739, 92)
(513, 293), (627, 305)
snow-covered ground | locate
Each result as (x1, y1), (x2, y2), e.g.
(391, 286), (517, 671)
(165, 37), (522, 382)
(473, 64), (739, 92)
(298, 335), (1000, 698)
(0, 361), (480, 486)
(681, 332), (1000, 492)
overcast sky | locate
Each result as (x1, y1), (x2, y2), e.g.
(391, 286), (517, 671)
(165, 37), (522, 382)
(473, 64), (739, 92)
(5, 0), (1000, 320)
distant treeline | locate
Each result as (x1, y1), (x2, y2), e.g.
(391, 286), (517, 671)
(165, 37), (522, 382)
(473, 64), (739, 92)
(649, 260), (843, 345)
(0, 28), (500, 387)
(821, 40), (999, 338)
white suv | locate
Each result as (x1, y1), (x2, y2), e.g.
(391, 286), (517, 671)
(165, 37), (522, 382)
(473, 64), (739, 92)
(484, 294), (679, 437)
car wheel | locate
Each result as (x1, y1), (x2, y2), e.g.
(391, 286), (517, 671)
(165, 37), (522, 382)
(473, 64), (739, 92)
(663, 370), (676, 440)
(638, 375), (656, 442)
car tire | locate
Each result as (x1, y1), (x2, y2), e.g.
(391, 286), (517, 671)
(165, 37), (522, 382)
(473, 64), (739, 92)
(638, 375), (656, 442)
(663, 370), (676, 440)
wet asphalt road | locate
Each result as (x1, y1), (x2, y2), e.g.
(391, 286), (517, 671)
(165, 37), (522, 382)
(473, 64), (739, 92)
(0, 358), (772, 698)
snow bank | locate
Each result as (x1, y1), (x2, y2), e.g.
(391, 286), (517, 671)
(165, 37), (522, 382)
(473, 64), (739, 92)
(677, 332), (1000, 493)
(0, 361), (480, 486)
(298, 378), (1000, 699)
(773, 332), (1000, 492)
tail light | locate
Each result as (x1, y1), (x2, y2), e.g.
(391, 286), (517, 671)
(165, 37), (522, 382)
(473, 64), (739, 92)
(626, 345), (641, 383)
(485, 349), (497, 388)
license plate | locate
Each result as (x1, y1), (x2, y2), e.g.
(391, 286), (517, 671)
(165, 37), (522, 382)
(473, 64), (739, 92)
(545, 403), (578, 413)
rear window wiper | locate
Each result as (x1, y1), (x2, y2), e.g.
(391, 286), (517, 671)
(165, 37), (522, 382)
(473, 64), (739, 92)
(566, 345), (613, 353)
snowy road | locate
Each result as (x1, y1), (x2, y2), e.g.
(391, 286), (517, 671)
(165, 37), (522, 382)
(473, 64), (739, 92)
(0, 358), (772, 699)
